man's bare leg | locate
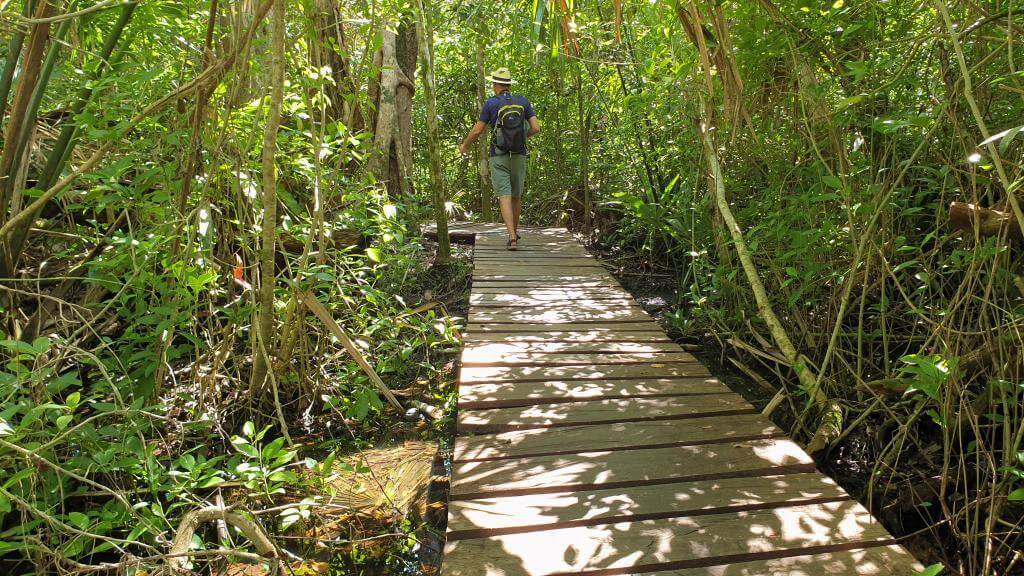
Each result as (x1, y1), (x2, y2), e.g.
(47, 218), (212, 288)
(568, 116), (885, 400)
(512, 197), (522, 235)
(499, 195), (517, 248)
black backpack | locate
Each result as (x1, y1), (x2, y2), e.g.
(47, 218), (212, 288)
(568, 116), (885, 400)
(493, 94), (527, 154)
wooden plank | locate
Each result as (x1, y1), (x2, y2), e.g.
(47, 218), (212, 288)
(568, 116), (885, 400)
(476, 240), (582, 245)
(461, 351), (697, 367)
(472, 274), (617, 283)
(460, 363), (713, 384)
(630, 545), (923, 575)
(470, 289), (633, 299)
(474, 267), (608, 275)
(469, 299), (645, 311)
(471, 256), (598, 264)
(423, 222), (506, 241)
(449, 438), (814, 497)
(473, 280), (622, 289)
(458, 394), (753, 432)
(476, 234), (575, 240)
(474, 253), (593, 259)
(473, 248), (589, 254)
(471, 294), (634, 306)
(453, 414), (782, 461)
(440, 501), (902, 576)
(463, 341), (685, 354)
(476, 243), (584, 251)
(469, 308), (652, 323)
(474, 258), (600, 265)
(446, 472), (848, 537)
(464, 330), (672, 343)
(469, 302), (642, 310)
(467, 321), (657, 331)
(458, 377), (730, 409)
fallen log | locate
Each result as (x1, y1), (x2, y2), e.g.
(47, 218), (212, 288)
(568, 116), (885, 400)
(949, 201), (1023, 241)
(280, 228), (363, 253)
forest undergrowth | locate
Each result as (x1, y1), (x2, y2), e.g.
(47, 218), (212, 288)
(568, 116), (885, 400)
(2, 0), (1024, 574)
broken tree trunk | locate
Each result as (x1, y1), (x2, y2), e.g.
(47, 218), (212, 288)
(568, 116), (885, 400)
(949, 201), (1024, 241)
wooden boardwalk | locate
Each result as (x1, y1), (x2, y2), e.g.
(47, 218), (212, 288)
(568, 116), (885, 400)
(440, 225), (923, 576)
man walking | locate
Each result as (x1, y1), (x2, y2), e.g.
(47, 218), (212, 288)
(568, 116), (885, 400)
(459, 67), (540, 250)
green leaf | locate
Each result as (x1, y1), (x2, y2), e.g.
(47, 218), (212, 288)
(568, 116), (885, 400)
(55, 415), (73, 430)
(199, 476), (224, 488)
(242, 421), (255, 438)
(822, 175), (842, 189)
(0, 340), (37, 356)
(67, 512), (90, 529)
(30, 337), (51, 355)
(893, 260), (918, 273)
(916, 563), (944, 576)
(979, 124), (1024, 152)
(365, 247), (381, 263)
(1008, 488), (1024, 501)
(231, 438), (259, 459)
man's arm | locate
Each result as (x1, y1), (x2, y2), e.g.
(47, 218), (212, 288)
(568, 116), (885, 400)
(459, 121), (488, 156)
(528, 116), (541, 137)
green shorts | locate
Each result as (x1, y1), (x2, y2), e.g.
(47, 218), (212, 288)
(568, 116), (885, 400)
(490, 153), (527, 197)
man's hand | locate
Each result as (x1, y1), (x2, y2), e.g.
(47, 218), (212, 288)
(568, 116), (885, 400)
(458, 143), (472, 158)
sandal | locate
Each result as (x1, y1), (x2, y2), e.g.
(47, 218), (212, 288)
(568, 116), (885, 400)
(507, 237), (518, 251)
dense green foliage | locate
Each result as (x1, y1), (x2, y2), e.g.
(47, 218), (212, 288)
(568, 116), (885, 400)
(2, 0), (1024, 574)
(0, 1), (466, 573)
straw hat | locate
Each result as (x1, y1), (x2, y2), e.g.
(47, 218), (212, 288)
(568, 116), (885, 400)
(486, 67), (515, 85)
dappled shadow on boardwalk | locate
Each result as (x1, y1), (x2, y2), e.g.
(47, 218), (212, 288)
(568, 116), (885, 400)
(449, 439), (813, 499)
(440, 226), (922, 576)
(443, 493), (913, 575)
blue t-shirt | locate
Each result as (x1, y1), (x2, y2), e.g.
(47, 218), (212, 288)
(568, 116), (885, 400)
(479, 92), (535, 156)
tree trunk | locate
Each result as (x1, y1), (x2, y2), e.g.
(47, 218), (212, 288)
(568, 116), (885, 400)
(392, 20), (417, 203)
(368, 26), (398, 187)
(311, 0), (350, 122)
(250, 0), (286, 391)
(415, 0), (449, 261)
